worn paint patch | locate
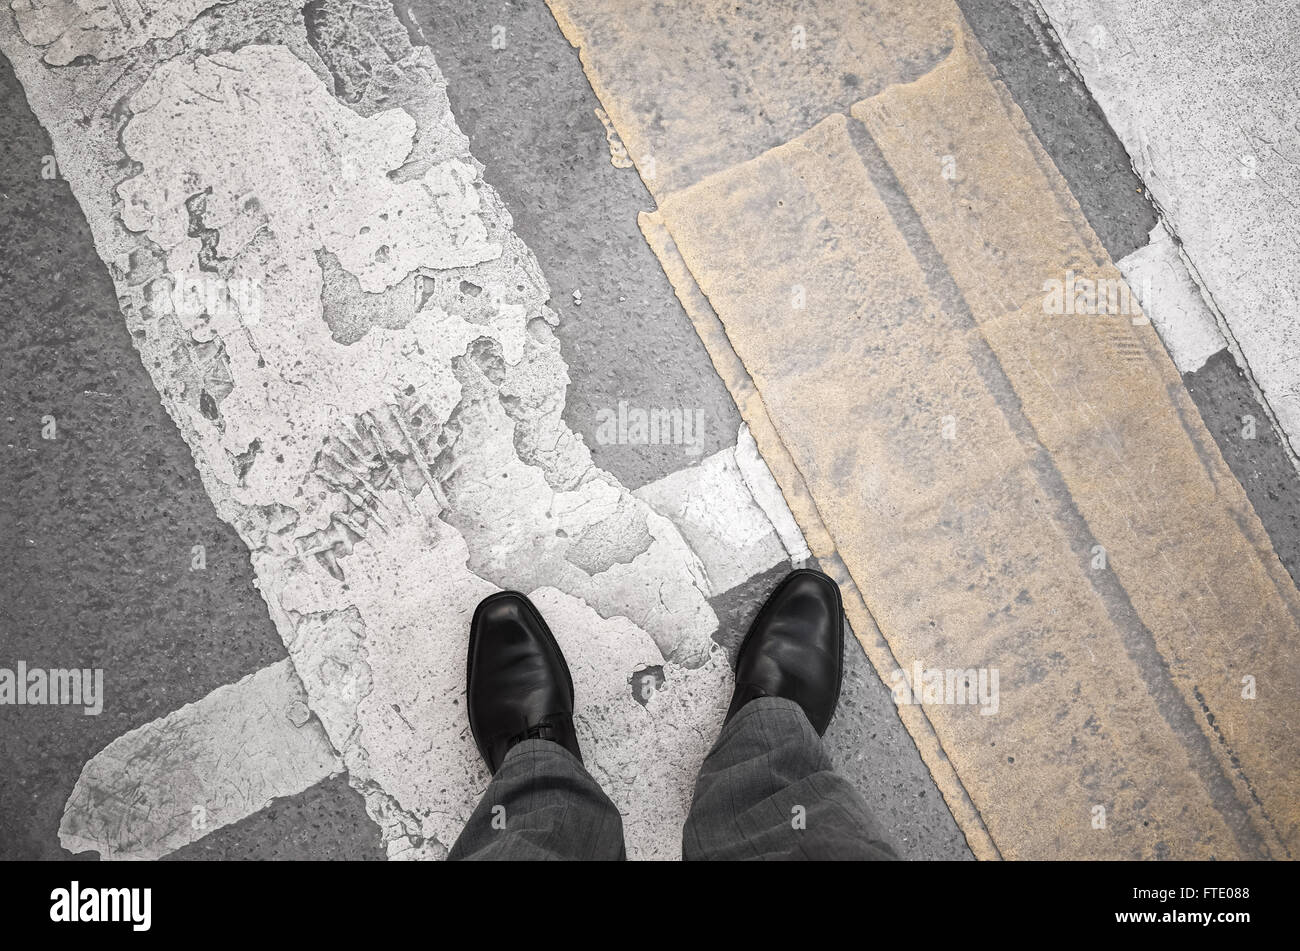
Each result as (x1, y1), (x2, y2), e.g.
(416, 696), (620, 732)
(11, 0), (230, 66)
(634, 429), (791, 594)
(118, 45), (499, 518)
(58, 660), (340, 860)
(3, 0), (728, 859)
(593, 106), (632, 168)
(547, 0), (957, 197)
(1117, 223), (1226, 373)
(854, 29), (1300, 855)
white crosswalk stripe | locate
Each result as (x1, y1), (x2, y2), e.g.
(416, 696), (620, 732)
(1, 9), (802, 860)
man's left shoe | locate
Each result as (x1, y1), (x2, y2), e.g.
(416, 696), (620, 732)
(466, 591), (582, 774)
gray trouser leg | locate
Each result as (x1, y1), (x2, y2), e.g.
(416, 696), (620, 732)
(448, 739), (626, 861)
(682, 697), (900, 861)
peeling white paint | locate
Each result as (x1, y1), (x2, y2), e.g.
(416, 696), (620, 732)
(634, 430), (792, 594)
(11, 0), (231, 66)
(2, 2), (737, 859)
(530, 587), (731, 860)
(57, 425), (792, 859)
(1118, 223), (1226, 374)
(735, 424), (811, 563)
(594, 105), (634, 169)
(276, 501), (495, 859)
(119, 47), (501, 519)
(58, 660), (341, 860)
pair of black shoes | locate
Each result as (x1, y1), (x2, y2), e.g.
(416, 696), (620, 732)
(467, 569), (843, 773)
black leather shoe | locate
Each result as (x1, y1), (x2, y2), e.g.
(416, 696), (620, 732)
(725, 568), (844, 734)
(467, 591), (582, 773)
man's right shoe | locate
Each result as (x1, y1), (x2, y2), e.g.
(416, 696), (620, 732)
(467, 591), (582, 774)
(724, 568), (844, 734)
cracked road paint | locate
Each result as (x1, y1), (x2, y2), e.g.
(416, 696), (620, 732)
(120, 46), (502, 514)
(55, 424), (800, 859)
(0, 0), (789, 860)
(12, 0), (231, 66)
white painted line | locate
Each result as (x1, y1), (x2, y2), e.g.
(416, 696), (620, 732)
(59, 660), (341, 860)
(735, 424), (812, 563)
(633, 433), (791, 595)
(61, 428), (794, 859)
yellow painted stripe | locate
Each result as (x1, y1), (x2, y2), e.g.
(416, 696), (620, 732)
(547, 0), (956, 198)
(854, 30), (1300, 855)
(556, 0), (1300, 858)
(641, 210), (1002, 859)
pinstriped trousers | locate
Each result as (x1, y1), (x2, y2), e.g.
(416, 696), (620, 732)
(448, 697), (899, 861)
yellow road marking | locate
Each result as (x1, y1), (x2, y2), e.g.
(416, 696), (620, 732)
(556, 0), (1300, 858)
